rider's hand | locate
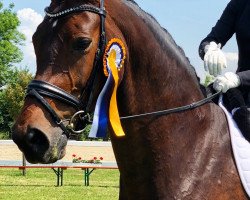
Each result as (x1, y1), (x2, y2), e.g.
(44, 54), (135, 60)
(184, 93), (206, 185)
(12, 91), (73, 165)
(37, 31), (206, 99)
(204, 41), (227, 77)
(213, 72), (241, 93)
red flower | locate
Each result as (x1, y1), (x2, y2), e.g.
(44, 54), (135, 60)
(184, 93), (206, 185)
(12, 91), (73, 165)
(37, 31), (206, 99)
(72, 154), (76, 157)
(100, 157), (103, 160)
(93, 157), (97, 160)
(78, 157), (82, 160)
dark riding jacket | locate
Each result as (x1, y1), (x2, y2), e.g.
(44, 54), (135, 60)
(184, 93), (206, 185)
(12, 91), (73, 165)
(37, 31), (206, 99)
(199, 0), (250, 87)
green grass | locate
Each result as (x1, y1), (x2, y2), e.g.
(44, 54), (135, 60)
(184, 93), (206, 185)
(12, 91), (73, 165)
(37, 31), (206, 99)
(0, 168), (119, 200)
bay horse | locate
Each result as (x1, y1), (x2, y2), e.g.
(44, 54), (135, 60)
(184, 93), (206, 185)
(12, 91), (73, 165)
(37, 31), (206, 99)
(12, 0), (248, 199)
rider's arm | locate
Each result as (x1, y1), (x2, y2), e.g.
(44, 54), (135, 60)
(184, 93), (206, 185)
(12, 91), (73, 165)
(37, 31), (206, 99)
(198, 0), (245, 59)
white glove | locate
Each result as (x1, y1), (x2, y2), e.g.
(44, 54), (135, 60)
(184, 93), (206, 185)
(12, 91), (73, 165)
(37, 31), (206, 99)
(204, 41), (227, 77)
(213, 72), (241, 93)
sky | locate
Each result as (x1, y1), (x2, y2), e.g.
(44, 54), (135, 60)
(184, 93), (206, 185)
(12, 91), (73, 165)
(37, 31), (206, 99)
(2, 0), (237, 81)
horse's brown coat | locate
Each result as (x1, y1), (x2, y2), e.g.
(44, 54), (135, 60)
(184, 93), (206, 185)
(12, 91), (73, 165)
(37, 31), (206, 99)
(12, 0), (248, 199)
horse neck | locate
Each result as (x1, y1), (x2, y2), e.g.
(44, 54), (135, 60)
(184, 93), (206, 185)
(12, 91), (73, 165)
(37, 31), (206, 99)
(110, 1), (205, 116)
(107, 2), (236, 198)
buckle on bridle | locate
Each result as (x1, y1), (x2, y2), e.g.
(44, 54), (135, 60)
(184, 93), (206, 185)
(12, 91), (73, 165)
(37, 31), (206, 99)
(67, 111), (91, 134)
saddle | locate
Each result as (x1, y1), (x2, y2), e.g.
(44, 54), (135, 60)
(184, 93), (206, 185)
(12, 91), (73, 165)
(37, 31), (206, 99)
(203, 83), (250, 142)
(219, 97), (250, 198)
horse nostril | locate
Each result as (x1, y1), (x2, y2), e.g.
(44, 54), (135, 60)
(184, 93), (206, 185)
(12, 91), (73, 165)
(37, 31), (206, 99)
(26, 128), (49, 151)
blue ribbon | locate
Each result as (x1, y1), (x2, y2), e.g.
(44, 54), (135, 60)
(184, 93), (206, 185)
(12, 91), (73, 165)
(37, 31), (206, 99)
(88, 72), (114, 138)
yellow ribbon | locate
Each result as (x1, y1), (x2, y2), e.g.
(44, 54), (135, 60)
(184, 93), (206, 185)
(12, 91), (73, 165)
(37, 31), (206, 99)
(103, 38), (126, 137)
(107, 49), (125, 137)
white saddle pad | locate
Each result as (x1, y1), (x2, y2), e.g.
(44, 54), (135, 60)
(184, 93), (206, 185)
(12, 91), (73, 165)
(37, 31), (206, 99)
(219, 96), (250, 197)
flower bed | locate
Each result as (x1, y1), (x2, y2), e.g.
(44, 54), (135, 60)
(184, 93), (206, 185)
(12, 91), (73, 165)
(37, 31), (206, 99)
(72, 154), (103, 164)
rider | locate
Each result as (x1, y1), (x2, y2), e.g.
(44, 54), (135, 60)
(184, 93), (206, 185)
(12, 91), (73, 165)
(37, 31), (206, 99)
(198, 0), (250, 141)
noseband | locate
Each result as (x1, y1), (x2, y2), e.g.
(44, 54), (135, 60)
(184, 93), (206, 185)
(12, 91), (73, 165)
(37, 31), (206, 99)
(26, 0), (106, 138)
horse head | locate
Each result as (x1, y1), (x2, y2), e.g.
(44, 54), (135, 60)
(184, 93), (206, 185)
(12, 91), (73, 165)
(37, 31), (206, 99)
(12, 0), (125, 163)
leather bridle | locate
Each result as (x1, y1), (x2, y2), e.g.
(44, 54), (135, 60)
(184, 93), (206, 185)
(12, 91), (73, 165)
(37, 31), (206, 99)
(26, 0), (221, 139)
(26, 0), (106, 138)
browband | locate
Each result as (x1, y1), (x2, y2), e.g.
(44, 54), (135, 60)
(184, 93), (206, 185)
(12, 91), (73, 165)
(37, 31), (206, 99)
(44, 4), (106, 18)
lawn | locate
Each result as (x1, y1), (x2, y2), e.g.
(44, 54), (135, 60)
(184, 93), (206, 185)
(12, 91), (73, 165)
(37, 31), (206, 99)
(0, 168), (119, 200)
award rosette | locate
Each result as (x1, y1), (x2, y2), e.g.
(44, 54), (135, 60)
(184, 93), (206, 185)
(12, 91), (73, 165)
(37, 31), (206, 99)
(89, 38), (126, 138)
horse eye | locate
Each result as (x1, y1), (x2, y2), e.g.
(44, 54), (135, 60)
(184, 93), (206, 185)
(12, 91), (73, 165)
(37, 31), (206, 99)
(72, 38), (92, 51)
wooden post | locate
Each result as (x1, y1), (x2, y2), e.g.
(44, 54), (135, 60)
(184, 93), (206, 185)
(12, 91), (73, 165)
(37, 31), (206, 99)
(22, 153), (26, 176)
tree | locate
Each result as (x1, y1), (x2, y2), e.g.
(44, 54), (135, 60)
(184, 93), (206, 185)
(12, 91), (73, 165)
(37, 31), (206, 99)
(0, 69), (33, 136)
(0, 2), (27, 138)
(0, 2), (25, 87)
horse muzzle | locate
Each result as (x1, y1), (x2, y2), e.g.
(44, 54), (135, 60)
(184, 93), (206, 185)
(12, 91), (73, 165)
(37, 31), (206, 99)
(12, 125), (67, 164)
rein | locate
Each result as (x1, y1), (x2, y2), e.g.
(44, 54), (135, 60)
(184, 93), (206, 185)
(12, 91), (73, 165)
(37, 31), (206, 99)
(27, 0), (221, 138)
(120, 91), (221, 120)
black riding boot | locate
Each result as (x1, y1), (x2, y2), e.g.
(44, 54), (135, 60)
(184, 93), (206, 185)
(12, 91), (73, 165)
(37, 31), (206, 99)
(223, 88), (250, 142)
(224, 88), (246, 112)
(233, 107), (250, 142)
